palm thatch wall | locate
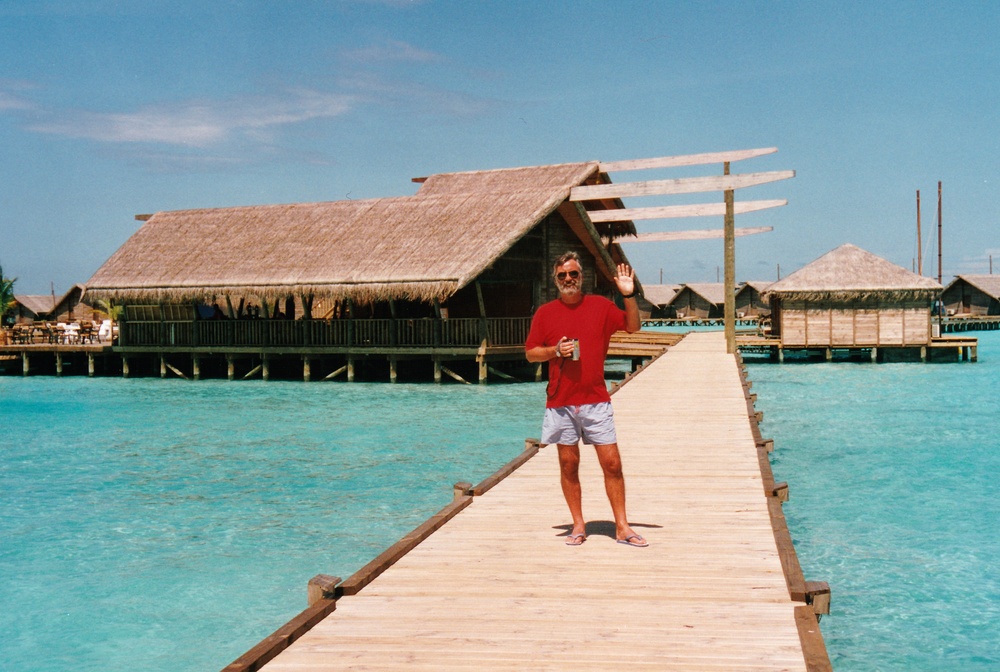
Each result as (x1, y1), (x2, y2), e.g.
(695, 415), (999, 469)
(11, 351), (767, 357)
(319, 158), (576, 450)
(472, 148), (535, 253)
(85, 161), (633, 308)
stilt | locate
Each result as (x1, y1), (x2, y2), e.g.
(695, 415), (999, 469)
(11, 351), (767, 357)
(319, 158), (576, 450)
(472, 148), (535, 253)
(55, 352), (63, 376)
(478, 357), (487, 384)
(534, 362), (543, 382)
(227, 355), (235, 381)
(920, 346), (927, 362)
(122, 356), (130, 378)
(870, 347), (878, 363)
(262, 356), (270, 382)
(347, 356), (355, 382)
(160, 356), (167, 378)
(778, 347), (785, 363)
(88, 353), (95, 377)
(303, 357), (312, 382)
(389, 356), (398, 383)
(192, 356), (201, 380)
(22, 352), (29, 376)
(825, 348), (832, 361)
(433, 358), (442, 384)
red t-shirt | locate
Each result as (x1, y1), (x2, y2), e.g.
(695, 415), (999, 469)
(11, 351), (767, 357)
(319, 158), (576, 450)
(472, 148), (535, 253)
(525, 294), (626, 408)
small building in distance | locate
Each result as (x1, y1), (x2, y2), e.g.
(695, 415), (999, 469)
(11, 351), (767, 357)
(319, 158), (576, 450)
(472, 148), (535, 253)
(668, 283), (727, 319)
(941, 275), (1000, 316)
(639, 284), (681, 319)
(763, 244), (942, 353)
(735, 281), (773, 318)
(12, 285), (100, 324)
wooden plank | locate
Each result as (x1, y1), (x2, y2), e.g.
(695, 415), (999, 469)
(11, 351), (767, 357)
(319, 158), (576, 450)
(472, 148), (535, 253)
(599, 147), (778, 172)
(628, 226), (773, 243)
(587, 199), (787, 222)
(569, 170), (795, 201)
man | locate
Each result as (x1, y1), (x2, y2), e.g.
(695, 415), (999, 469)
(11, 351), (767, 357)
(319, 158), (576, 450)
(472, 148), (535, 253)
(524, 251), (647, 548)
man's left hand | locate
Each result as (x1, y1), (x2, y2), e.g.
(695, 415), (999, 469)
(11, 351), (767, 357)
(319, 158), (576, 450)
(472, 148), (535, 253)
(615, 263), (635, 296)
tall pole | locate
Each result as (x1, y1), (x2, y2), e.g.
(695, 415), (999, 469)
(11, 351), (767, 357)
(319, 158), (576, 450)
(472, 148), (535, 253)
(723, 161), (736, 354)
(916, 190), (922, 276)
(937, 181), (943, 285)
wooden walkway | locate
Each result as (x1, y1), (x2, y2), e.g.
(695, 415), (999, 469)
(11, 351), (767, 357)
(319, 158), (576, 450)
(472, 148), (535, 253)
(240, 331), (830, 671)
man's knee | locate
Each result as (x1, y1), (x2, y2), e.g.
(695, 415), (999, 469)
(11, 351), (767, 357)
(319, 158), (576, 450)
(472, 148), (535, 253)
(595, 443), (624, 477)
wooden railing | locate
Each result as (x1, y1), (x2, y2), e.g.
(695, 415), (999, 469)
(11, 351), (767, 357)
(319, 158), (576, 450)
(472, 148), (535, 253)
(118, 317), (532, 349)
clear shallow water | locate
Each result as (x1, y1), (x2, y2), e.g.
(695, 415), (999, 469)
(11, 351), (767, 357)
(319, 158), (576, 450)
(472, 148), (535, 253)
(747, 331), (1000, 671)
(0, 378), (544, 671)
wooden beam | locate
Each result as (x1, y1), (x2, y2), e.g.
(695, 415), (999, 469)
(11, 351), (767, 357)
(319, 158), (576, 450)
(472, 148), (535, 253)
(569, 170), (795, 201)
(628, 226), (773, 242)
(555, 202), (618, 282)
(599, 147), (777, 172)
(587, 199), (787, 222)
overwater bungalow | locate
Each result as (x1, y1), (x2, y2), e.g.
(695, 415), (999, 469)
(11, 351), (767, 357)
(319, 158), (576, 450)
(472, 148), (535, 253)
(12, 285), (99, 324)
(941, 274), (1000, 316)
(761, 243), (952, 361)
(735, 281), (773, 318)
(639, 284), (680, 319)
(667, 283), (728, 319)
(81, 162), (639, 382)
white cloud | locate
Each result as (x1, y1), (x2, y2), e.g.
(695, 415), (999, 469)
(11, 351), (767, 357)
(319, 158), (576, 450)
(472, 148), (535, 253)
(341, 39), (443, 64)
(29, 89), (356, 146)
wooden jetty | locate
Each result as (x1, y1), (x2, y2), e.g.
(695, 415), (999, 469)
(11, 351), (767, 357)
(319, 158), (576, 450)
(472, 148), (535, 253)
(226, 331), (830, 671)
(736, 333), (978, 363)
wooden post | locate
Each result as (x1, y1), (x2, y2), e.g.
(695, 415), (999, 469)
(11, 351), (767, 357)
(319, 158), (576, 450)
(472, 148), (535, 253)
(22, 351), (29, 376)
(55, 352), (63, 376)
(88, 353), (95, 377)
(307, 574), (341, 606)
(453, 482), (472, 501)
(389, 356), (397, 383)
(160, 356), (167, 378)
(122, 356), (130, 378)
(478, 357), (487, 384)
(347, 356), (355, 382)
(262, 356), (270, 381)
(534, 362), (543, 382)
(303, 357), (311, 382)
(227, 355), (235, 381)
(723, 162), (736, 354)
(192, 356), (201, 381)
(433, 357), (442, 383)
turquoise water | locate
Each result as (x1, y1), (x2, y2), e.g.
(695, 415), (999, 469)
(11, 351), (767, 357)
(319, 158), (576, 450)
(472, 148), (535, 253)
(0, 378), (545, 671)
(2, 334), (998, 671)
(747, 331), (1000, 671)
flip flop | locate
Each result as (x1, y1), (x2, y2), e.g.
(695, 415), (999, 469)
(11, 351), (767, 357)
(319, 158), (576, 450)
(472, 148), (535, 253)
(565, 533), (586, 546)
(617, 534), (648, 548)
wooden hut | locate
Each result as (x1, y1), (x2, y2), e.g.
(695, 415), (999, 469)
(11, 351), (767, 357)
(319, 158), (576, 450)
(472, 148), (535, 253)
(83, 161), (639, 382)
(639, 284), (680, 319)
(735, 281), (772, 318)
(941, 275), (1000, 316)
(667, 283), (727, 319)
(11, 295), (52, 324)
(12, 286), (99, 324)
(763, 244), (942, 350)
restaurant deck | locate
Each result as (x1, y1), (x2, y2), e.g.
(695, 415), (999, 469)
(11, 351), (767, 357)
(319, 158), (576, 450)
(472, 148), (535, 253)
(230, 331), (830, 671)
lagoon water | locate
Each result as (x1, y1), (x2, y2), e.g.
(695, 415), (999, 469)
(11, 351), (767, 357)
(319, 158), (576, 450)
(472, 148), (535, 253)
(1, 332), (998, 671)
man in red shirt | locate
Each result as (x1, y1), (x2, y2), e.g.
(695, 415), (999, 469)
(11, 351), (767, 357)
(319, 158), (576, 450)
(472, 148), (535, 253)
(525, 251), (647, 548)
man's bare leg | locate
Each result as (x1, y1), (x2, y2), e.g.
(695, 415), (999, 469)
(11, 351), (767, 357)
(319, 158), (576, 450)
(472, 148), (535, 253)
(557, 443), (587, 540)
(594, 443), (645, 543)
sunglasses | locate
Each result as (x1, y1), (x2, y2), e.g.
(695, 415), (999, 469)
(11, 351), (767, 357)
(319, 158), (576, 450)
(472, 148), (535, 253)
(556, 270), (580, 280)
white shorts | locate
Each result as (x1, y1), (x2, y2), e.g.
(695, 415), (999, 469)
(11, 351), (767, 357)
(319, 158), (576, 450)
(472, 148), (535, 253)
(541, 402), (617, 446)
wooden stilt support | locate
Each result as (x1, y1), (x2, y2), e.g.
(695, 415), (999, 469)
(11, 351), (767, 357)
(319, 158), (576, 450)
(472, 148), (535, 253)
(487, 366), (518, 382)
(534, 362), (543, 382)
(307, 574), (341, 607)
(88, 353), (95, 377)
(122, 356), (130, 378)
(262, 356), (270, 381)
(347, 357), (355, 382)
(192, 356), (201, 381)
(323, 365), (347, 381)
(389, 356), (398, 383)
(478, 358), (487, 384)
(440, 365), (471, 385)
(433, 358), (442, 384)
(160, 356), (167, 378)
(453, 482), (472, 501)
(22, 351), (29, 376)
(55, 352), (63, 376)
(243, 364), (262, 380)
(166, 362), (190, 380)
(227, 355), (235, 381)
(303, 357), (311, 382)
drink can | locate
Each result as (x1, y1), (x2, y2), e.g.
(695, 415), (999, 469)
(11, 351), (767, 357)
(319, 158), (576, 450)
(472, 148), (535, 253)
(571, 339), (580, 360)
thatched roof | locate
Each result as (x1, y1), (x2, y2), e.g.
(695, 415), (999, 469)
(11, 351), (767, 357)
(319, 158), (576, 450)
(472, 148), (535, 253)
(85, 161), (618, 304)
(764, 244), (941, 301)
(671, 283), (728, 306)
(14, 295), (56, 316)
(737, 280), (773, 294)
(945, 274), (1000, 300)
(640, 284), (681, 306)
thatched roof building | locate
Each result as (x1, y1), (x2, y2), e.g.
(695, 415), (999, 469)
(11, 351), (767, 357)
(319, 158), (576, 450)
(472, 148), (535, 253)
(668, 283), (728, 319)
(941, 275), (1000, 316)
(13, 285), (100, 324)
(85, 162), (636, 309)
(764, 244), (942, 347)
(735, 281), (773, 318)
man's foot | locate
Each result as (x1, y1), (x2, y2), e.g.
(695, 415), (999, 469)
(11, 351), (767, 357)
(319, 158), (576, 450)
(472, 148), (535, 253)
(616, 533), (648, 548)
(565, 532), (586, 546)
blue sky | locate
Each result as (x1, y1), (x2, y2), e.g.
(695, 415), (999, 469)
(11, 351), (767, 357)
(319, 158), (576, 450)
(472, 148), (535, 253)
(2, 0), (997, 295)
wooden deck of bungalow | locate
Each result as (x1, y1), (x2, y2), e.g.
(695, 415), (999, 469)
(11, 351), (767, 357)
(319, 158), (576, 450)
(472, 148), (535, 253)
(227, 331), (830, 671)
(736, 332), (978, 363)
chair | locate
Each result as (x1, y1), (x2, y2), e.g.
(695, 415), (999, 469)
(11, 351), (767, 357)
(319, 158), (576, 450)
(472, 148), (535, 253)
(97, 320), (113, 343)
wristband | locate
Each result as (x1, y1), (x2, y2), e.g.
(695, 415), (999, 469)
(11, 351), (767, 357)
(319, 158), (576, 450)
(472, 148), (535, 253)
(620, 291), (636, 299)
